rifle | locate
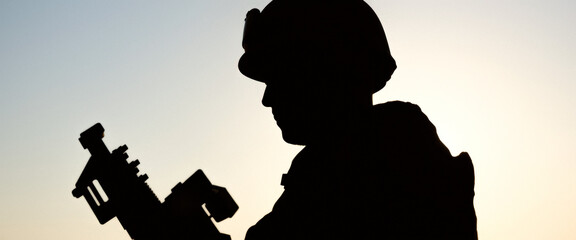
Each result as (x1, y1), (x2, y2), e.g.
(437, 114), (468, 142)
(72, 123), (238, 240)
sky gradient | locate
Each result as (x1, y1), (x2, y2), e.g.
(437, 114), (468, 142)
(1, 0), (575, 239)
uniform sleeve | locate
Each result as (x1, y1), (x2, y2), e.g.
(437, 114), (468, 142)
(245, 146), (383, 240)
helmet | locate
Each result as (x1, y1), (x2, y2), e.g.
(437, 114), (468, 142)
(239, 0), (396, 93)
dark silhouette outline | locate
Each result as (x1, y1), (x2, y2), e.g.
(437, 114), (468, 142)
(239, 1), (478, 239)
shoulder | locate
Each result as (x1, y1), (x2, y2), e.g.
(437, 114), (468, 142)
(373, 100), (426, 120)
(372, 101), (451, 155)
(372, 101), (432, 132)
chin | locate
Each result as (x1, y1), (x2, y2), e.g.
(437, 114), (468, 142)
(280, 130), (308, 145)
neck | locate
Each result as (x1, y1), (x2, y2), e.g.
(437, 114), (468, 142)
(307, 103), (375, 146)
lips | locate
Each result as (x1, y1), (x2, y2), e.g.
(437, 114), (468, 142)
(271, 109), (283, 126)
(270, 104), (313, 131)
(272, 107), (295, 128)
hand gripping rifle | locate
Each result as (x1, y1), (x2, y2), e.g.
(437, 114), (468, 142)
(72, 123), (238, 240)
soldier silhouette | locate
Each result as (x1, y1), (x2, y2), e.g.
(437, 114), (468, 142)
(239, 0), (477, 239)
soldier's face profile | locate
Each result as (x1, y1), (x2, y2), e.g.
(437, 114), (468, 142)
(260, 75), (329, 145)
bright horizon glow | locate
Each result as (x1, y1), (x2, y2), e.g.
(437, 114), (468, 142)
(1, 1), (575, 239)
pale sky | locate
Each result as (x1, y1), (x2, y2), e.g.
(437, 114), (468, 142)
(1, 0), (575, 239)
